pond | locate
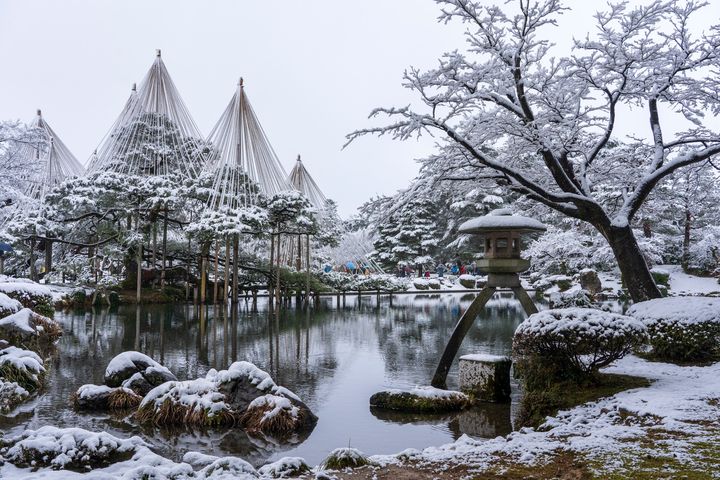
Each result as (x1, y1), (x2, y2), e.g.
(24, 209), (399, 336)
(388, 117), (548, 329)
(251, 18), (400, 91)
(1, 292), (529, 467)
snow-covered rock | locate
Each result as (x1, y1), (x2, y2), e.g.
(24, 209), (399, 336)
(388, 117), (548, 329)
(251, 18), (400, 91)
(370, 386), (470, 413)
(322, 447), (371, 470)
(258, 456), (310, 478)
(104, 350), (177, 394)
(73, 384), (141, 411)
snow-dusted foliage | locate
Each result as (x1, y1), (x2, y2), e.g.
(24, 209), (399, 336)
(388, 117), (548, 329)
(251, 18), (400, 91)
(0, 426), (145, 471)
(348, 0), (720, 302)
(514, 309), (647, 376)
(688, 225), (720, 275)
(628, 297), (720, 362)
(0, 345), (46, 391)
(318, 271), (409, 292)
(322, 447), (371, 470)
(0, 308), (62, 353)
(258, 456), (311, 478)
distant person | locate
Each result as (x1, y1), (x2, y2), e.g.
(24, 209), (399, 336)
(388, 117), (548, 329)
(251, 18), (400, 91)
(424, 271), (430, 278)
(460, 265), (467, 275)
(450, 264), (459, 275)
(323, 264), (332, 273)
(470, 261), (477, 275)
(436, 263), (446, 278)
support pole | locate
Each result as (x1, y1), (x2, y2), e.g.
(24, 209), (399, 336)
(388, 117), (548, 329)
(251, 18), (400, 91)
(512, 287), (539, 316)
(213, 241), (220, 304)
(44, 239), (53, 277)
(305, 234), (310, 305)
(160, 206), (168, 288)
(232, 234), (239, 304)
(431, 286), (497, 389)
(275, 232), (281, 307)
(223, 238), (230, 303)
(269, 233), (275, 309)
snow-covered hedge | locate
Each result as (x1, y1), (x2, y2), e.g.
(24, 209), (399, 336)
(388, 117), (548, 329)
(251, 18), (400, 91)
(0, 292), (22, 318)
(627, 297), (720, 363)
(548, 289), (593, 309)
(0, 281), (54, 317)
(513, 308), (647, 378)
(318, 272), (409, 292)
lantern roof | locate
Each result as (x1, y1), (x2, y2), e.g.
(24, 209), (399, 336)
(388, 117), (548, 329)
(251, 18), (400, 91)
(459, 208), (546, 235)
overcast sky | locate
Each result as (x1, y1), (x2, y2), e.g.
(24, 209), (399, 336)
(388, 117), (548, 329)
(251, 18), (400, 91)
(1, 1), (718, 217)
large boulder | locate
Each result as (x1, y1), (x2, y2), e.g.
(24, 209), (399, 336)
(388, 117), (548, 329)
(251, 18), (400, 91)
(104, 351), (177, 395)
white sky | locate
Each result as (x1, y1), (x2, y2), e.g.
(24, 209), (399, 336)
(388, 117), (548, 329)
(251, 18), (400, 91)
(1, 1), (718, 217)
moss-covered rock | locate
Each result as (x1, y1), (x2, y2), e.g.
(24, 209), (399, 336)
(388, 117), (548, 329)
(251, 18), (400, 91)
(369, 386), (470, 413)
(73, 384), (141, 411)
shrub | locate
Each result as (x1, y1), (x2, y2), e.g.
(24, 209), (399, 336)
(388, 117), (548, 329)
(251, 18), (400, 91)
(322, 448), (371, 470)
(0, 308), (62, 354)
(513, 308), (647, 382)
(627, 297), (720, 363)
(240, 394), (312, 436)
(0, 282), (54, 317)
(0, 346), (46, 392)
(548, 289), (593, 309)
(650, 268), (670, 287)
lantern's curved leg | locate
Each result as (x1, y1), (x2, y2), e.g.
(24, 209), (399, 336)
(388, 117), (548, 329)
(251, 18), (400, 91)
(431, 286), (496, 389)
(511, 287), (539, 316)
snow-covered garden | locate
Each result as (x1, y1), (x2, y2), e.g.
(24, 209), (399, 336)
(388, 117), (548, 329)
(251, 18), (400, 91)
(2, 0), (720, 478)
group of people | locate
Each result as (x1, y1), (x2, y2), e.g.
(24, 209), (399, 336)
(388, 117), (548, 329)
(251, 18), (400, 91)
(395, 260), (480, 278)
(324, 261), (374, 275)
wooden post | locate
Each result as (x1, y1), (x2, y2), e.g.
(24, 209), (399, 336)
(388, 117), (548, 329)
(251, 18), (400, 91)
(232, 234), (239, 304)
(223, 238), (230, 303)
(269, 233), (275, 309)
(136, 242), (142, 304)
(160, 206), (168, 288)
(44, 239), (53, 277)
(151, 221), (157, 286)
(29, 234), (37, 281)
(305, 233), (310, 305)
(275, 232), (281, 307)
(213, 241), (220, 304)
(200, 248), (207, 304)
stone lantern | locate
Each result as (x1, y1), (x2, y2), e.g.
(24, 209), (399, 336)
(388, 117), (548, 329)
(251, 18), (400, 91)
(431, 208), (546, 389)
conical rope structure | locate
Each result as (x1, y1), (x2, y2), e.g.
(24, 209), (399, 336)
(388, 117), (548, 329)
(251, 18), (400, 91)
(19, 110), (85, 202)
(204, 79), (292, 210)
(288, 155), (327, 209)
(87, 50), (205, 178)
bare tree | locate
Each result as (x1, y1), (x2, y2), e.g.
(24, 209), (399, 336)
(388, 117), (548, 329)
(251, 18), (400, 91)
(348, 0), (720, 301)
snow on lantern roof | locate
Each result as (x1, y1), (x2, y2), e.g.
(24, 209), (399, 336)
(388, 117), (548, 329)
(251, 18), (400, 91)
(459, 209), (546, 235)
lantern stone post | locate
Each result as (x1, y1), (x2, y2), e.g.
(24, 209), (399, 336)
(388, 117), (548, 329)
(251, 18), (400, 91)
(431, 208), (546, 389)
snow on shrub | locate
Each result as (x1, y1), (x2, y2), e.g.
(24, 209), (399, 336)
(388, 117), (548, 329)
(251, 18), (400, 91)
(0, 292), (22, 318)
(0, 345), (46, 391)
(318, 272), (409, 292)
(548, 289), (593, 309)
(513, 308), (647, 377)
(258, 456), (311, 478)
(0, 426), (144, 471)
(627, 297), (720, 362)
(321, 447), (371, 470)
(0, 281), (54, 317)
(197, 456), (259, 479)
(0, 380), (29, 413)
(0, 308), (62, 353)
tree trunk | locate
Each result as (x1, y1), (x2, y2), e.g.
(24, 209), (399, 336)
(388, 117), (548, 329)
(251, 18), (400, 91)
(160, 206), (168, 288)
(604, 224), (662, 302)
(45, 239), (53, 276)
(276, 232), (282, 307)
(682, 207), (692, 272)
(305, 234), (310, 304)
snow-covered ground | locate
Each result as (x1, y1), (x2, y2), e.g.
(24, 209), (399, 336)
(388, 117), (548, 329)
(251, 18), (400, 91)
(1, 355), (718, 478)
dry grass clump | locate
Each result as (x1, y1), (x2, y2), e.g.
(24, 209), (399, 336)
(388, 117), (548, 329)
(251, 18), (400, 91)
(108, 388), (142, 410)
(321, 447), (371, 470)
(239, 394), (312, 436)
(136, 398), (238, 427)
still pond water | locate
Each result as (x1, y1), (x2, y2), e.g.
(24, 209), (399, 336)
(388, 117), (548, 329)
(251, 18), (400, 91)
(2, 293), (529, 467)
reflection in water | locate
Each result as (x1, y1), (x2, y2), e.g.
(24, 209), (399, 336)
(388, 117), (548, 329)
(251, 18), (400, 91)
(5, 292), (529, 467)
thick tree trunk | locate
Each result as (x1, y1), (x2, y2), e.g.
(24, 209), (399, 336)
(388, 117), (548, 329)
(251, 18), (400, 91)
(604, 224), (662, 302)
